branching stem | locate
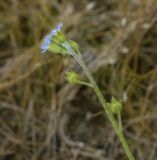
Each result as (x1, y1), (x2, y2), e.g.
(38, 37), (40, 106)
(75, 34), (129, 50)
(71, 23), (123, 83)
(73, 54), (135, 160)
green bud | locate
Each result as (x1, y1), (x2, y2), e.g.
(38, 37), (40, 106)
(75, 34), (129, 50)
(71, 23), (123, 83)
(52, 32), (67, 44)
(65, 71), (80, 84)
(68, 40), (80, 54)
(110, 97), (122, 114)
(61, 41), (72, 54)
(48, 43), (68, 55)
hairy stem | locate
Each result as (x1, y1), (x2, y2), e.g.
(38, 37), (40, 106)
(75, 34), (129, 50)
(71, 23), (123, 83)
(74, 55), (135, 160)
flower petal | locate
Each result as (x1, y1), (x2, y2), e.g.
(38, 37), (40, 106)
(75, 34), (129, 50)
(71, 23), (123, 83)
(41, 34), (52, 53)
(51, 23), (63, 36)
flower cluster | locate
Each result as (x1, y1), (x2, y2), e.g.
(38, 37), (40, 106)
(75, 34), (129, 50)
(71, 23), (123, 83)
(41, 23), (80, 56)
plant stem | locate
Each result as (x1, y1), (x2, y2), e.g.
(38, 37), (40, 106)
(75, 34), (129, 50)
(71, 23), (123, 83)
(74, 55), (135, 160)
(76, 80), (92, 88)
(118, 112), (123, 131)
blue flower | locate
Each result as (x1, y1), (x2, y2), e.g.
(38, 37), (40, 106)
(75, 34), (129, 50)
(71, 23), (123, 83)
(51, 23), (63, 36)
(41, 34), (52, 53)
(41, 23), (63, 53)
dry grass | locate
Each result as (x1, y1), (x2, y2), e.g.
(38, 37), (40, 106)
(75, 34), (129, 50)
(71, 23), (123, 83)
(0, 0), (157, 159)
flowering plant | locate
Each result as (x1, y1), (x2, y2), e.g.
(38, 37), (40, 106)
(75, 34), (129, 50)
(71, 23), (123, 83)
(41, 24), (135, 160)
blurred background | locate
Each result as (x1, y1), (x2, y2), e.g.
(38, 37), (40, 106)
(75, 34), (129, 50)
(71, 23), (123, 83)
(0, 0), (157, 159)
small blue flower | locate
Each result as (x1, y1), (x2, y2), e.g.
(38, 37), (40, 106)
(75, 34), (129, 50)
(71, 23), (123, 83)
(41, 23), (63, 53)
(51, 23), (63, 36)
(41, 34), (52, 53)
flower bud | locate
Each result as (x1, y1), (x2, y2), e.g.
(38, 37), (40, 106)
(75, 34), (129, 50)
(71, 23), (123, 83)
(65, 71), (80, 84)
(110, 97), (122, 114)
(48, 43), (68, 55)
(68, 40), (80, 54)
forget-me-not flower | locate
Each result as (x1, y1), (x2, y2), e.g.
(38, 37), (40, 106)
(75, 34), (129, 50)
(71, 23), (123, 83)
(41, 34), (52, 53)
(41, 23), (63, 53)
(40, 23), (80, 56)
(51, 23), (63, 36)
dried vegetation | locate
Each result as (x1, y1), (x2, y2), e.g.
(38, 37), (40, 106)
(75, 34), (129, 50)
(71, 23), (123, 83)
(0, 0), (157, 159)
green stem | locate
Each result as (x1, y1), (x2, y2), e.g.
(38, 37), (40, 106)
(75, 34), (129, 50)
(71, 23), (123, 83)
(76, 80), (92, 88)
(74, 55), (135, 160)
(118, 112), (123, 132)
